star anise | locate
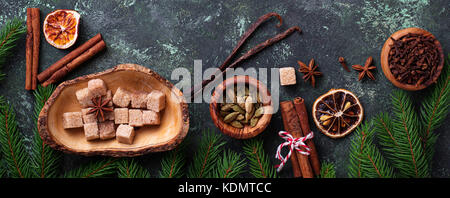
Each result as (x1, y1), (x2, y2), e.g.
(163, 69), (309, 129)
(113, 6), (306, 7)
(297, 58), (322, 87)
(352, 56), (377, 81)
(87, 96), (113, 122)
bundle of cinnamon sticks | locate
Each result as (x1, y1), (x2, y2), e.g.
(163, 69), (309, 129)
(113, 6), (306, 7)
(280, 97), (320, 178)
(25, 7), (106, 89)
(38, 33), (106, 87)
(25, 8), (40, 90)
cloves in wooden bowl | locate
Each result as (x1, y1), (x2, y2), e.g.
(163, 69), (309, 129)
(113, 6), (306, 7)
(209, 75), (273, 139)
(380, 27), (444, 91)
(38, 64), (189, 157)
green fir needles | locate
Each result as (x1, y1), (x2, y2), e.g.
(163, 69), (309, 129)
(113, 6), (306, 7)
(187, 129), (225, 178)
(348, 120), (395, 178)
(389, 90), (429, 177)
(350, 55), (450, 178)
(117, 158), (150, 178)
(0, 18), (26, 80)
(64, 158), (117, 178)
(159, 140), (187, 178)
(213, 150), (246, 178)
(243, 138), (277, 178)
(419, 59), (450, 164)
(30, 85), (62, 178)
(374, 63), (449, 178)
(318, 162), (336, 178)
(0, 96), (32, 178)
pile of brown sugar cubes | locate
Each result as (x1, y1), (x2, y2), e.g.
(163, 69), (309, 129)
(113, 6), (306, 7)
(62, 78), (166, 144)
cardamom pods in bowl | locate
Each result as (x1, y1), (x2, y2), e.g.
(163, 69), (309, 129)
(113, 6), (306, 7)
(210, 75), (272, 139)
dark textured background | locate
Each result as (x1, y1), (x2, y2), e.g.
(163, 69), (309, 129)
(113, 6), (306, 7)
(0, 0), (448, 178)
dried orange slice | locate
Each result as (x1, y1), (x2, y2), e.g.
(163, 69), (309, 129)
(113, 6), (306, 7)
(312, 89), (363, 138)
(43, 9), (80, 49)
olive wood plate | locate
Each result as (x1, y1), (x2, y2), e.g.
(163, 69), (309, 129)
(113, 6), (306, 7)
(38, 64), (189, 157)
(210, 75), (272, 139)
(380, 27), (444, 91)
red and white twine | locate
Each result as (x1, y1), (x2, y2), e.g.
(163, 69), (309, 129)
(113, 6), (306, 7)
(275, 131), (314, 172)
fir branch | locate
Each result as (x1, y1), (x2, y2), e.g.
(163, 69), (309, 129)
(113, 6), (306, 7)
(242, 138), (277, 178)
(213, 149), (246, 178)
(375, 112), (397, 147)
(30, 85), (62, 178)
(390, 90), (429, 177)
(348, 120), (375, 178)
(0, 96), (32, 178)
(64, 158), (117, 178)
(374, 112), (399, 164)
(0, 18), (26, 80)
(159, 139), (187, 178)
(419, 55), (450, 164)
(360, 143), (396, 178)
(187, 129), (225, 178)
(318, 162), (336, 178)
(116, 158), (150, 178)
(0, 159), (6, 178)
(348, 120), (395, 178)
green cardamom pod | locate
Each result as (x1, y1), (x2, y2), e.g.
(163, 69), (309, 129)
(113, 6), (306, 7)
(245, 96), (254, 113)
(219, 110), (229, 117)
(250, 117), (259, 127)
(231, 104), (245, 114)
(230, 120), (244, 128)
(237, 96), (246, 110)
(223, 112), (240, 123)
(254, 107), (264, 118)
(221, 103), (234, 111)
(236, 114), (245, 121)
(245, 108), (254, 123)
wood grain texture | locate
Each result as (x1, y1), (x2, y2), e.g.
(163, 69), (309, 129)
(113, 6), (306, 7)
(380, 27), (444, 91)
(209, 75), (272, 139)
(38, 64), (189, 157)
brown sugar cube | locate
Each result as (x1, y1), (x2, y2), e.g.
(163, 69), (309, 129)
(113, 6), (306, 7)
(75, 88), (94, 107)
(142, 110), (160, 125)
(104, 108), (115, 121)
(105, 90), (113, 106)
(116, 124), (135, 144)
(88, 79), (108, 98)
(83, 122), (99, 141)
(146, 90), (165, 112)
(81, 108), (97, 124)
(279, 67), (297, 86)
(112, 87), (131, 107)
(131, 92), (148, 108)
(129, 109), (143, 127)
(99, 121), (115, 140)
(63, 112), (84, 129)
(114, 108), (128, 124)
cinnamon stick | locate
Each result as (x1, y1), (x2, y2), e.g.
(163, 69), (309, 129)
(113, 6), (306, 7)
(25, 8), (33, 90)
(37, 33), (103, 82)
(280, 100), (314, 178)
(42, 39), (106, 87)
(293, 97), (321, 176)
(31, 8), (40, 90)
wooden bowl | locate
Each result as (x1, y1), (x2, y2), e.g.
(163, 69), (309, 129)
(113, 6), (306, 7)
(209, 75), (272, 139)
(38, 64), (189, 157)
(380, 27), (444, 91)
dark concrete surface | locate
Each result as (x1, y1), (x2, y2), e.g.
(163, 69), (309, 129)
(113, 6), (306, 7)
(0, 0), (448, 178)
